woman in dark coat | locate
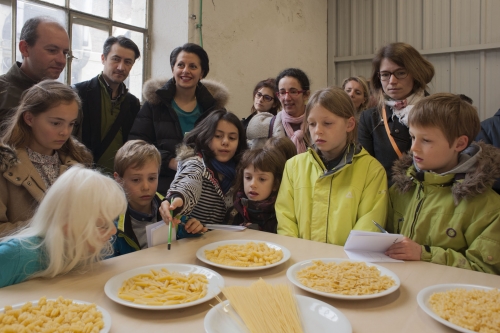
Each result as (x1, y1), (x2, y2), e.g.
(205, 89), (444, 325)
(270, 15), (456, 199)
(129, 43), (228, 194)
(358, 42), (434, 183)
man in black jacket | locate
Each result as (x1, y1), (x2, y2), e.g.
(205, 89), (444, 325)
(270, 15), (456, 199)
(73, 36), (140, 173)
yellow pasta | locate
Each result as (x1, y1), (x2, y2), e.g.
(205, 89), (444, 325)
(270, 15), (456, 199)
(297, 260), (395, 295)
(205, 242), (283, 267)
(118, 268), (208, 305)
(0, 296), (104, 333)
(429, 288), (500, 333)
(221, 278), (303, 333)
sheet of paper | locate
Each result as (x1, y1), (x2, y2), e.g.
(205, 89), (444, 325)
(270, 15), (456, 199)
(205, 224), (247, 231)
(146, 220), (176, 248)
(344, 230), (404, 262)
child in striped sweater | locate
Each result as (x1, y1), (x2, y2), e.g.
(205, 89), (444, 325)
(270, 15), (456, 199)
(159, 109), (248, 226)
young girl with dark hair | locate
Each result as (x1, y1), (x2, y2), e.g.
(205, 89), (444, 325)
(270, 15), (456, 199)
(226, 147), (288, 233)
(159, 109), (248, 226)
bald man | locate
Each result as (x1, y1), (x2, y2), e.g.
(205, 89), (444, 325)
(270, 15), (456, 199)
(0, 16), (69, 122)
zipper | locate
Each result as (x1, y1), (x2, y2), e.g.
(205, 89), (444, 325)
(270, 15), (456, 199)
(396, 218), (404, 234)
(409, 183), (424, 238)
(325, 175), (334, 243)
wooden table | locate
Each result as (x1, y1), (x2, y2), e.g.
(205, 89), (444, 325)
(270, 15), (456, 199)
(1, 229), (499, 332)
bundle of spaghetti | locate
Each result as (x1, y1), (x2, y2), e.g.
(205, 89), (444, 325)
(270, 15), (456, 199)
(222, 278), (303, 333)
(297, 260), (395, 295)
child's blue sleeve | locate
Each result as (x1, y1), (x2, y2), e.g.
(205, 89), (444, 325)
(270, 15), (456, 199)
(175, 215), (203, 240)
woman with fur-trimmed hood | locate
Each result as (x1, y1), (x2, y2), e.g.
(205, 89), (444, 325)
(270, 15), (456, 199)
(129, 43), (229, 194)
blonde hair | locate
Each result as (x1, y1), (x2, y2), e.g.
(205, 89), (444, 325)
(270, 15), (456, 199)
(341, 76), (370, 112)
(409, 93), (480, 147)
(1, 166), (127, 279)
(0, 80), (92, 165)
(305, 87), (358, 145)
(371, 43), (435, 107)
(114, 140), (161, 177)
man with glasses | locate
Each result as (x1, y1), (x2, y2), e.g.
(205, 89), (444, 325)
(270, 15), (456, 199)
(72, 35), (141, 174)
(0, 16), (69, 123)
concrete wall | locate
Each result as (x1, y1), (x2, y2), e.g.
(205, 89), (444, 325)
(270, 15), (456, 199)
(151, 0), (328, 118)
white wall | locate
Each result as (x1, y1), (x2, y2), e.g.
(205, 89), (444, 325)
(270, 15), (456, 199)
(151, 0), (328, 118)
(328, 0), (500, 120)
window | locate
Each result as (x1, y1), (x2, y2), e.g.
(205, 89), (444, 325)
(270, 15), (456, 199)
(1, 0), (149, 101)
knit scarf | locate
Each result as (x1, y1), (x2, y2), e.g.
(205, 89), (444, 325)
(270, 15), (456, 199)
(384, 90), (425, 127)
(280, 111), (307, 154)
(210, 157), (236, 194)
(233, 191), (277, 233)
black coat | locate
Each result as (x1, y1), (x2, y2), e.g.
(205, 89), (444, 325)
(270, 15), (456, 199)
(358, 106), (412, 184)
(129, 78), (226, 194)
(72, 75), (140, 162)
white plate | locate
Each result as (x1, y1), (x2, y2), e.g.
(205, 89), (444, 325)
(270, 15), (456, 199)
(196, 239), (291, 271)
(204, 294), (352, 333)
(0, 299), (111, 333)
(287, 258), (400, 300)
(417, 284), (497, 333)
(104, 263), (224, 310)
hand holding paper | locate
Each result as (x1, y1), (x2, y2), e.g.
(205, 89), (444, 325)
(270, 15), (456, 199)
(344, 230), (405, 263)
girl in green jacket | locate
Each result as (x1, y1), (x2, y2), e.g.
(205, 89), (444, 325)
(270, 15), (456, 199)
(276, 87), (388, 245)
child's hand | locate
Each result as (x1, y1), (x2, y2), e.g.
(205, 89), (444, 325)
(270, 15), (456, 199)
(159, 197), (184, 225)
(385, 237), (422, 261)
(184, 218), (208, 234)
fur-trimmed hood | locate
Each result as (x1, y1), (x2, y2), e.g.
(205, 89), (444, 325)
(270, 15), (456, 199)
(175, 144), (199, 163)
(392, 141), (500, 204)
(0, 144), (18, 172)
(142, 77), (229, 109)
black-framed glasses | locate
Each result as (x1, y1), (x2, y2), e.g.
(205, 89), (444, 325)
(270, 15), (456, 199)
(378, 70), (409, 81)
(255, 92), (274, 102)
(276, 89), (306, 97)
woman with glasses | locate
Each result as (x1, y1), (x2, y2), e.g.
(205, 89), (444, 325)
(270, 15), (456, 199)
(358, 42), (434, 183)
(242, 78), (280, 130)
(129, 43), (229, 194)
(247, 68), (311, 152)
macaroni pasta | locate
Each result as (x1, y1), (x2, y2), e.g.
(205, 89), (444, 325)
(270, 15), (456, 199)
(118, 268), (208, 305)
(297, 260), (395, 295)
(204, 242), (283, 267)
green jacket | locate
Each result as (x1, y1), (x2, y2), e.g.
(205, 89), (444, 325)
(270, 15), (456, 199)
(276, 144), (388, 245)
(388, 142), (500, 275)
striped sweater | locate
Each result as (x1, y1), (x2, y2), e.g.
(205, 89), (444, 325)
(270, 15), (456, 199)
(166, 146), (233, 225)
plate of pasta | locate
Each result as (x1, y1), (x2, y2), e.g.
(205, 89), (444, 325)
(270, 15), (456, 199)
(104, 263), (225, 310)
(0, 296), (111, 333)
(286, 258), (400, 300)
(417, 284), (500, 333)
(196, 240), (291, 271)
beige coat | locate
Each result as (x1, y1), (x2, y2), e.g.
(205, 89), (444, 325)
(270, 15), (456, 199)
(0, 146), (78, 236)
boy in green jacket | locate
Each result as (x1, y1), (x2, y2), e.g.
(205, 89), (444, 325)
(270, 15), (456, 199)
(386, 93), (500, 274)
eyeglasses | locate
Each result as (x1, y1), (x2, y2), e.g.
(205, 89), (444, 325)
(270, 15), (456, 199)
(255, 92), (274, 102)
(378, 70), (409, 81)
(276, 89), (306, 97)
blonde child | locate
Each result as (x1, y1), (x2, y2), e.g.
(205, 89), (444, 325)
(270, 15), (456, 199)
(276, 87), (388, 245)
(0, 166), (126, 288)
(386, 93), (500, 274)
(226, 147), (288, 232)
(112, 140), (205, 256)
(160, 109), (248, 226)
(0, 80), (92, 236)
